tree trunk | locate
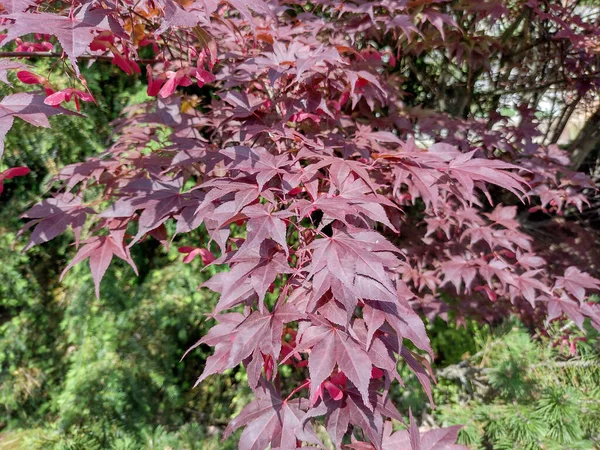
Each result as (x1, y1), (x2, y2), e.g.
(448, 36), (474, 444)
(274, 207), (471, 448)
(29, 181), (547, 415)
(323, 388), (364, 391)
(570, 106), (600, 170)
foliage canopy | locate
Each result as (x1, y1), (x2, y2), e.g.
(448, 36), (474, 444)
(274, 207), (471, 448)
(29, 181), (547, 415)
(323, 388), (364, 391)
(1, 0), (599, 448)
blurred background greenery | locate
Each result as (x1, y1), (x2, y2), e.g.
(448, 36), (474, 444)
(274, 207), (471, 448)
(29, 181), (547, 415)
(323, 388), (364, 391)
(0, 62), (599, 450)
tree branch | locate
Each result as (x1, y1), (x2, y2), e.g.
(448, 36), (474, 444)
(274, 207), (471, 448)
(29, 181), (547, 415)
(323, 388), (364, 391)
(570, 105), (600, 170)
(0, 51), (157, 65)
(483, 73), (600, 96)
(532, 359), (600, 369)
(550, 93), (581, 144)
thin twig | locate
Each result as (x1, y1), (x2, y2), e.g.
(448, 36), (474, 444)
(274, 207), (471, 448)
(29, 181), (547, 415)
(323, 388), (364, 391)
(483, 73), (600, 96)
(0, 51), (157, 65)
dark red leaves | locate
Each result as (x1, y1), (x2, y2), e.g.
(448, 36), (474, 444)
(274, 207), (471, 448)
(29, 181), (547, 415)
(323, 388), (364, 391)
(380, 412), (467, 449)
(61, 235), (138, 298)
(555, 267), (600, 302)
(100, 177), (187, 245)
(19, 193), (93, 251)
(223, 381), (322, 450)
(300, 322), (373, 409)
(0, 92), (78, 157)
(304, 227), (402, 320)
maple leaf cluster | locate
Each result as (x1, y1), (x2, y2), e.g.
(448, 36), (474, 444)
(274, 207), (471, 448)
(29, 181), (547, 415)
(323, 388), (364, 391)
(1, 0), (599, 448)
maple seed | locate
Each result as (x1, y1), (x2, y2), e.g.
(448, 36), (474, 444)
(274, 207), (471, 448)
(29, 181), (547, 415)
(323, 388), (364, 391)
(0, 166), (30, 194)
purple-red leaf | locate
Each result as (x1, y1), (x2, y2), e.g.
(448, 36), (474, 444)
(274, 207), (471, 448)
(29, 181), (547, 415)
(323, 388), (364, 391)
(0, 92), (79, 157)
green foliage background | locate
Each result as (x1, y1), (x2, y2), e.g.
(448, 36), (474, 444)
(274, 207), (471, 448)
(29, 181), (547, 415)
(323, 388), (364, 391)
(0, 62), (599, 450)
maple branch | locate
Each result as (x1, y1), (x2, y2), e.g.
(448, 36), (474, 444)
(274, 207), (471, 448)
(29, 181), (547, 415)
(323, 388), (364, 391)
(549, 92), (581, 144)
(486, 73), (600, 96)
(0, 51), (157, 65)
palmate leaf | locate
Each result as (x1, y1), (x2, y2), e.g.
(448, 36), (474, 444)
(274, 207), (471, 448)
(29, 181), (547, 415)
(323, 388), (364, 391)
(18, 192), (93, 250)
(241, 205), (291, 255)
(60, 234), (138, 298)
(305, 226), (402, 313)
(0, 92), (78, 157)
(299, 320), (373, 409)
(304, 385), (403, 449)
(227, 304), (304, 374)
(203, 242), (292, 313)
(223, 381), (322, 450)
(100, 177), (190, 245)
(555, 267), (600, 302)
(346, 411), (468, 450)
(189, 304), (303, 388)
(380, 412), (467, 450)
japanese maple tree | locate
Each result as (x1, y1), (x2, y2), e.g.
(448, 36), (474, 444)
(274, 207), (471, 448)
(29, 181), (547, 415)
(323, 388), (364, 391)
(1, 0), (599, 448)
